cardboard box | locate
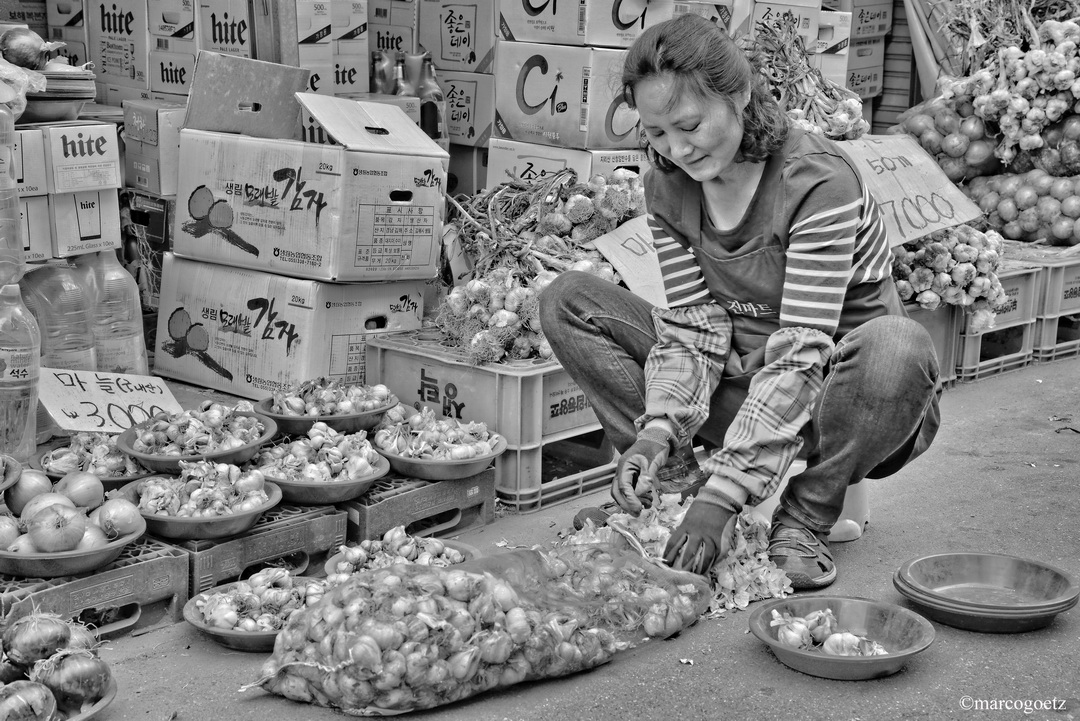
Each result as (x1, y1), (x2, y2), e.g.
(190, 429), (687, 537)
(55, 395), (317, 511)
(198, 0), (253, 57)
(250, 0), (333, 94)
(824, 0), (891, 38)
(182, 51), (310, 139)
(439, 69), (494, 146)
(496, 0), (676, 47)
(86, 0), (151, 89)
(335, 91), (419, 123)
(332, 0), (369, 96)
(48, 24), (89, 66)
(493, 42), (639, 150)
(751, 1), (820, 51)
(846, 36), (884, 98)
(152, 253), (426, 399)
(122, 188), (174, 308)
(147, 0), (196, 38)
(670, 1), (735, 32)
(46, 0), (83, 26)
(150, 89), (189, 103)
(418, 0), (495, 72)
(48, 188), (122, 257)
(368, 0), (419, 54)
(14, 128), (47, 197)
(174, 94), (448, 282)
(810, 10), (851, 86)
(104, 83), (153, 107)
(487, 138), (648, 185)
(447, 143), (487, 196)
(39, 121), (122, 194)
(123, 98), (185, 195)
(149, 36), (197, 94)
(20, 194), (50, 262)
(0, 0), (46, 29)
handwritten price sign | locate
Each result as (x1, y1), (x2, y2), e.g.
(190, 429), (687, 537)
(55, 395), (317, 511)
(39, 369), (185, 434)
(837, 134), (983, 247)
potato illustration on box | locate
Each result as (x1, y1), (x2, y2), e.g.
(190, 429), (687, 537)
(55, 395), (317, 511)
(162, 306), (234, 381)
(183, 184), (259, 256)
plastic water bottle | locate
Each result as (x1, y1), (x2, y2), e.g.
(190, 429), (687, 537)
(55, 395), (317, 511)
(0, 283), (39, 461)
(73, 251), (149, 375)
(20, 260), (99, 443)
(0, 103), (23, 288)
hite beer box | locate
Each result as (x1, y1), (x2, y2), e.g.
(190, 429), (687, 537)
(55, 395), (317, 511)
(153, 253), (427, 399)
(173, 93), (449, 282)
(493, 42), (639, 150)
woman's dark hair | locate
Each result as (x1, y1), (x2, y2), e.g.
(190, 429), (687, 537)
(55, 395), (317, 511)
(621, 13), (788, 171)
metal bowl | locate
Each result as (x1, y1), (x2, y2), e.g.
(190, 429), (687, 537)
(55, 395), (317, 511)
(266, 455), (390, 505)
(748, 596), (936, 680)
(379, 436), (508, 481)
(19, 98), (87, 123)
(29, 441), (153, 492)
(116, 479), (282, 540)
(182, 581), (279, 652)
(897, 552), (1079, 612)
(323, 538), (482, 576)
(255, 397), (397, 438)
(114, 411), (278, 474)
(892, 573), (1072, 633)
(0, 516), (147, 579)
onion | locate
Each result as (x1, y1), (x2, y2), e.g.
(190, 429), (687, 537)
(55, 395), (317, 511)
(0, 514), (21, 548)
(93, 498), (143, 538)
(53, 472), (105, 510)
(20, 493), (76, 524)
(6, 534), (37, 553)
(30, 649), (112, 715)
(28, 504), (87, 553)
(76, 523), (110, 551)
(65, 623), (99, 653)
(4, 470), (54, 517)
(2, 614), (72, 667)
(0, 680), (58, 720)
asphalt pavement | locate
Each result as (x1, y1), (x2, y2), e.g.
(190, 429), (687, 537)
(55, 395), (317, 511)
(95, 355), (1080, 721)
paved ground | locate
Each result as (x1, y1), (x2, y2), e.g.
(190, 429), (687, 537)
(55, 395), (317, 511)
(94, 356), (1080, 721)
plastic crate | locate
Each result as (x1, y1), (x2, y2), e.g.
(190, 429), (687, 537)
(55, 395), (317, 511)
(1001, 241), (1080, 317)
(964, 260), (1040, 334)
(166, 504), (347, 594)
(495, 446), (615, 513)
(0, 538), (189, 634)
(905, 302), (961, 387)
(336, 470), (496, 542)
(366, 330), (601, 447)
(956, 321), (1035, 383)
(1033, 312), (1080, 363)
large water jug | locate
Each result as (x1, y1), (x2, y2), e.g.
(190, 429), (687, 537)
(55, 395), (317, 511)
(0, 103), (23, 287)
(20, 260), (98, 443)
(0, 283), (39, 461)
(73, 250), (149, 375)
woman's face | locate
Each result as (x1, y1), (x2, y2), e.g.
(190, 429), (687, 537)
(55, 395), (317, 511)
(635, 72), (745, 182)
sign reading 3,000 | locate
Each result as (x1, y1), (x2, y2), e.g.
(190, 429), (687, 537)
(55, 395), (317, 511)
(38, 369), (185, 434)
(838, 134), (982, 247)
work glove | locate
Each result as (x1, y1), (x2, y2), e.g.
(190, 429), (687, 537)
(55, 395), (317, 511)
(663, 491), (740, 576)
(612, 426), (676, 515)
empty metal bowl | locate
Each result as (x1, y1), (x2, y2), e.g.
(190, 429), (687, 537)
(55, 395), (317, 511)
(897, 552), (1079, 611)
(748, 596), (936, 680)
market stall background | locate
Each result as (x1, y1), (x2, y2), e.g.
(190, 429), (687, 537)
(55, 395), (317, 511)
(0, 0), (1076, 718)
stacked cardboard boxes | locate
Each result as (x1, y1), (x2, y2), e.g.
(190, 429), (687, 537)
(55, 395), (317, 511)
(872, 0), (918, 133)
(16, 120), (123, 262)
(486, 0), (654, 189)
(151, 57), (446, 401)
(820, 0), (892, 114)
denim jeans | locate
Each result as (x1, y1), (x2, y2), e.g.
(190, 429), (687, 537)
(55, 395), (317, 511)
(539, 271), (942, 532)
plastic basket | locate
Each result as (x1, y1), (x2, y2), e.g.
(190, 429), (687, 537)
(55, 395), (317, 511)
(964, 260), (1040, 334)
(366, 330), (601, 447)
(956, 321), (1035, 383)
(1001, 241), (1080, 317)
(905, 302), (961, 387)
(1033, 312), (1080, 363)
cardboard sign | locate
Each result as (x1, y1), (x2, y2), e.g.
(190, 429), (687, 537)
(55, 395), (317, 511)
(39, 369), (184, 434)
(837, 134), (982, 247)
(591, 214), (669, 308)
